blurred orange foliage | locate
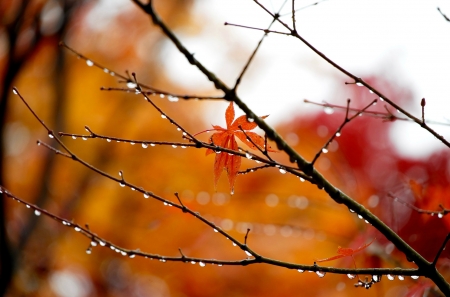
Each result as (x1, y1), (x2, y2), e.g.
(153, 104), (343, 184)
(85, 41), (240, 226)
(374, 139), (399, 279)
(1, 1), (449, 297)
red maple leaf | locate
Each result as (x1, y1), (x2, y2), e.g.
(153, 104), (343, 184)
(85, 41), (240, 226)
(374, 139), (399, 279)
(196, 102), (273, 193)
(315, 238), (375, 265)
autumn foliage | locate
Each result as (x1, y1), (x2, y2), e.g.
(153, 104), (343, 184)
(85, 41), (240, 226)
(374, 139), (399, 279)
(196, 102), (272, 192)
(1, 1), (450, 297)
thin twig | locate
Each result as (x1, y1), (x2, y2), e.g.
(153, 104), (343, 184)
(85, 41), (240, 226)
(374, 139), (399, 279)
(433, 233), (450, 266)
(304, 99), (450, 126)
(232, 18), (276, 91)
(389, 193), (448, 218)
(224, 23), (291, 36)
(238, 125), (274, 162)
(438, 7), (450, 22)
(244, 228), (251, 245)
(421, 98), (426, 124)
(310, 99), (376, 165)
(61, 43), (223, 101)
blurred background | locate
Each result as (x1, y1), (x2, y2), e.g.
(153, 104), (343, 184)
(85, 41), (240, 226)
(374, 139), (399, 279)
(1, 0), (450, 296)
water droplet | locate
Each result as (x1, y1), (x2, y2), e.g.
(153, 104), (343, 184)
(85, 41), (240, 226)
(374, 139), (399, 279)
(324, 107), (334, 114)
(387, 274), (394, 280)
(347, 274), (356, 279)
(142, 143), (148, 148)
(129, 254), (135, 258)
(398, 275), (404, 281)
(62, 221), (71, 226)
(143, 193), (150, 198)
(12, 89), (18, 95)
(279, 168), (286, 174)
(335, 132), (341, 137)
(245, 153), (252, 159)
(91, 241), (98, 247)
(127, 82), (137, 88)
(316, 271), (326, 278)
(357, 214), (363, 219)
(247, 117), (254, 122)
(379, 97), (384, 101)
(297, 269), (304, 273)
(349, 209), (355, 213)
(82, 137), (88, 141)
(213, 229), (218, 233)
(106, 138), (111, 142)
(168, 95), (179, 102)
(160, 94), (165, 98)
(161, 114), (167, 119)
(72, 135), (77, 140)
(131, 188), (136, 191)
(160, 258), (166, 262)
(191, 261), (196, 264)
(372, 275), (380, 282)
(86, 247), (92, 254)
(150, 143), (155, 147)
(172, 145), (177, 148)
(130, 142), (135, 145)
(232, 242), (237, 246)
(411, 275), (419, 279)
(48, 133), (54, 139)
(99, 241), (106, 246)
(86, 60), (94, 67)
(438, 213), (444, 218)
(121, 251), (127, 256)
(74, 227), (81, 232)
(356, 82), (363, 86)
(245, 251), (252, 257)
(218, 264), (223, 267)
(26, 205), (30, 208)
(103, 68), (109, 73)
(110, 72), (115, 76)
(34, 210), (41, 216)
(300, 177), (305, 182)
(119, 182), (125, 187)
(181, 146), (187, 149)
(322, 148), (328, 154)
(369, 90), (374, 93)
(365, 220), (370, 224)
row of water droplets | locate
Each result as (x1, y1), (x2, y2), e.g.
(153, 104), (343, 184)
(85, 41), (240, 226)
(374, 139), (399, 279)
(0, 188), (135, 259)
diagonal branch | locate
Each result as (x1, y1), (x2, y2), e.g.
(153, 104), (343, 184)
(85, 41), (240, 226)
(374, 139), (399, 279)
(310, 99), (377, 166)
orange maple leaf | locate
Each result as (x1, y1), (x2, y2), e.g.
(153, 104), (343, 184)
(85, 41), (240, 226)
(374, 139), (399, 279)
(315, 238), (375, 264)
(196, 102), (273, 193)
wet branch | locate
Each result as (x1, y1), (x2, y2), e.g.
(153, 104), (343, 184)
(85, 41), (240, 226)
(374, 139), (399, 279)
(311, 99), (376, 166)
(0, 185), (427, 277)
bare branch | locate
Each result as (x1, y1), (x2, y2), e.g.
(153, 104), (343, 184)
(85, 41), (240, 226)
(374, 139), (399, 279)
(438, 7), (450, 22)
